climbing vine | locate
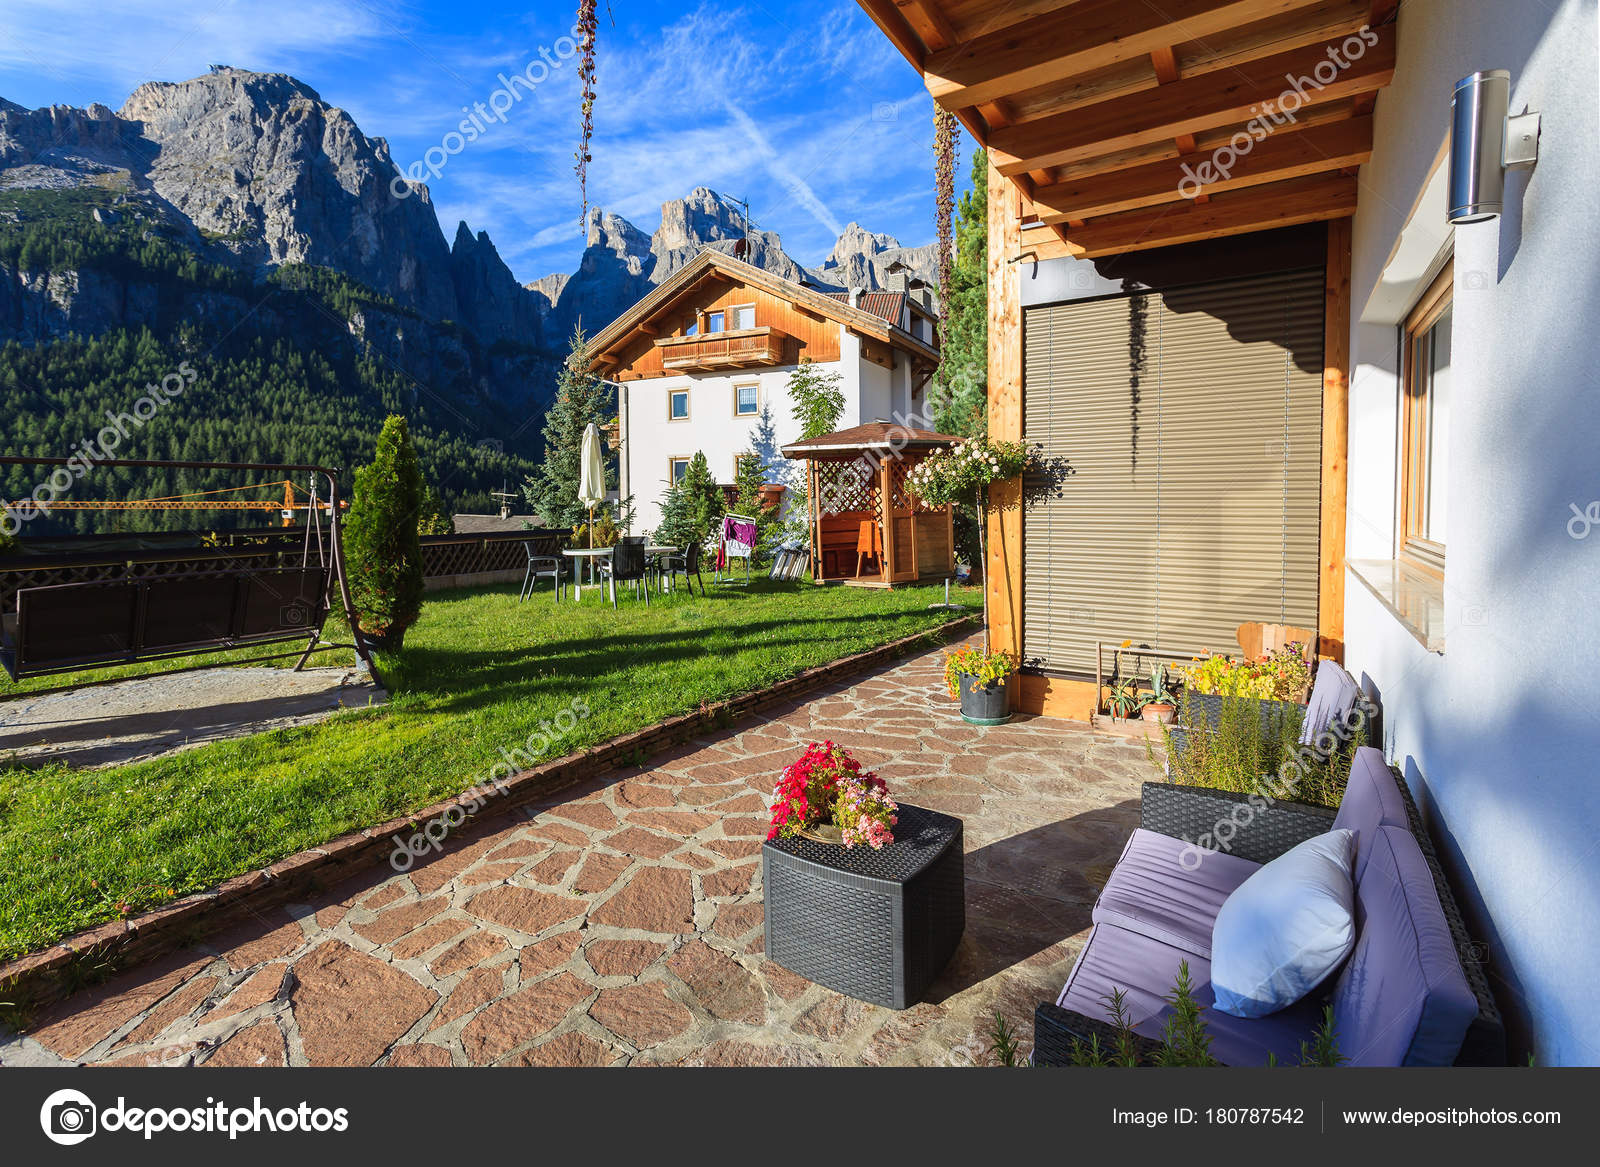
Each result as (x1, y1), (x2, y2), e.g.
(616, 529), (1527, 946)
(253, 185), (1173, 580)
(933, 106), (959, 331)
(576, 0), (598, 229)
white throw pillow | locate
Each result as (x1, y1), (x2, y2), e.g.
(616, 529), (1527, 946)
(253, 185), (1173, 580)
(1210, 828), (1357, 1018)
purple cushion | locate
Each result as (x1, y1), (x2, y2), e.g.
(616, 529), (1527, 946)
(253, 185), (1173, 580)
(1300, 659), (1360, 746)
(1058, 923), (1324, 1066)
(1333, 747), (1411, 877)
(1093, 828), (1261, 958)
(1331, 825), (1477, 1066)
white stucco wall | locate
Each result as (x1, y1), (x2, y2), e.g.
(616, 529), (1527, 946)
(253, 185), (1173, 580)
(1344, 0), (1600, 1065)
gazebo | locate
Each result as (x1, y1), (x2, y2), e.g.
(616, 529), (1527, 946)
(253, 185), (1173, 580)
(782, 421), (959, 587)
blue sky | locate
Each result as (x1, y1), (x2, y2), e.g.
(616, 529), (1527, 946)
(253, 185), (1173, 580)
(0, 0), (971, 282)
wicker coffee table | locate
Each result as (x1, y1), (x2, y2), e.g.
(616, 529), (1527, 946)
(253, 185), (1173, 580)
(762, 804), (964, 1009)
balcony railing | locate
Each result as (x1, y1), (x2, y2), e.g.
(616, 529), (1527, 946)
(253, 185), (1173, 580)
(655, 326), (788, 371)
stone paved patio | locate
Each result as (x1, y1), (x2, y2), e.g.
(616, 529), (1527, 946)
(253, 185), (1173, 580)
(0, 639), (1156, 1068)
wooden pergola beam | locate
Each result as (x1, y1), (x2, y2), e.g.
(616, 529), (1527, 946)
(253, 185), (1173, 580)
(989, 27), (1395, 176)
(924, 0), (1325, 110)
(1061, 172), (1359, 257)
(1033, 115), (1373, 221)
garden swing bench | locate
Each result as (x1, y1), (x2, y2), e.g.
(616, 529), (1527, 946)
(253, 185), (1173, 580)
(0, 457), (372, 688)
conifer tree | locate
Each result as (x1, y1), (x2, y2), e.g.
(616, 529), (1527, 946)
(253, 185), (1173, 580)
(345, 414), (425, 650)
(523, 328), (616, 529)
(929, 148), (989, 438)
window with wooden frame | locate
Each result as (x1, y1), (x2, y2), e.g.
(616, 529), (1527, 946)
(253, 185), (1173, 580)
(706, 310), (725, 334)
(668, 457), (691, 484)
(730, 303), (755, 330)
(668, 387), (690, 421)
(1399, 261), (1454, 576)
(685, 317), (699, 336)
(733, 383), (759, 416)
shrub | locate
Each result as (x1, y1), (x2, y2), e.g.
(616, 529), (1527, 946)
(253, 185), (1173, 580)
(677, 452), (725, 547)
(345, 414), (425, 649)
(417, 485), (453, 535)
(1155, 692), (1359, 809)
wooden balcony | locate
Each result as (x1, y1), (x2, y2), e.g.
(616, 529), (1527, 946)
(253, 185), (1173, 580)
(655, 326), (788, 371)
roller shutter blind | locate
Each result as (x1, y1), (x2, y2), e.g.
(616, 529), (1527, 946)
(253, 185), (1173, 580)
(1022, 268), (1324, 675)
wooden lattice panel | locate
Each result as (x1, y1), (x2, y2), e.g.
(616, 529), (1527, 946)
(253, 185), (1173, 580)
(816, 461), (879, 516)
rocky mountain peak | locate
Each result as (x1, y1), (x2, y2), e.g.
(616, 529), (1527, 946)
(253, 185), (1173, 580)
(828, 221), (900, 266)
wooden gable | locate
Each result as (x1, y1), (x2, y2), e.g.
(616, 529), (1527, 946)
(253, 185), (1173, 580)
(597, 275), (843, 381)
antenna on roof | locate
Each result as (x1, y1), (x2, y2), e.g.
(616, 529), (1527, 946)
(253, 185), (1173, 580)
(727, 194), (758, 259)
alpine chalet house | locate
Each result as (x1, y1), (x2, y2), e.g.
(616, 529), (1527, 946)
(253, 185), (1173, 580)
(857, 0), (1598, 1064)
(585, 251), (941, 534)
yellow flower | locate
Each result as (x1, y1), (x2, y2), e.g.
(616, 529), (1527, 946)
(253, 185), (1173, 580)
(1120, 639), (1132, 648)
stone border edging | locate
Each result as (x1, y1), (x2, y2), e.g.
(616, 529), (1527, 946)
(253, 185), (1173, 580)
(0, 613), (977, 1014)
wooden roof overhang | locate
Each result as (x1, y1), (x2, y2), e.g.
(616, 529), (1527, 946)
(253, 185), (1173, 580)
(781, 422), (962, 463)
(857, 0), (1400, 259)
(586, 249), (942, 373)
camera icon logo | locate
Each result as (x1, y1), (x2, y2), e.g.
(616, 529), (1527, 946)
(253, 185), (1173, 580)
(1462, 269), (1490, 291)
(40, 1088), (97, 1146)
(280, 601), (310, 627)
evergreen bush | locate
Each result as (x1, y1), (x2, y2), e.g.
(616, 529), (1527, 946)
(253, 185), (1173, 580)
(345, 415), (425, 650)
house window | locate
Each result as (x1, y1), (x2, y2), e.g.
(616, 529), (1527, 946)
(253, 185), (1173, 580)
(668, 388), (690, 421)
(734, 453), (760, 480)
(707, 310), (725, 333)
(1399, 262), (1453, 575)
(685, 318), (698, 336)
(734, 384), (759, 416)
(731, 304), (755, 330)
(669, 457), (691, 484)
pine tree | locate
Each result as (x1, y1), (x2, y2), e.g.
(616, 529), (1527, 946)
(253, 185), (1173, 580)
(522, 328), (616, 530)
(679, 452), (725, 546)
(345, 414), (425, 650)
(732, 451), (779, 564)
(930, 148), (989, 438)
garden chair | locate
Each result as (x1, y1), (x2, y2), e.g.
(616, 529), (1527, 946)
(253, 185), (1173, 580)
(658, 541), (706, 596)
(854, 519), (882, 577)
(599, 540), (650, 608)
(519, 542), (565, 602)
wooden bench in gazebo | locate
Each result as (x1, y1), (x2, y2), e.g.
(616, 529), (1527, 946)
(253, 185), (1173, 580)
(782, 421), (958, 588)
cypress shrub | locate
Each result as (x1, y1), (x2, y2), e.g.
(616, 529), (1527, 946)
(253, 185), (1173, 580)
(345, 414), (425, 650)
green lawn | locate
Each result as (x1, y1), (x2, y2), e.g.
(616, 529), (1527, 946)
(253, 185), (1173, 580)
(0, 579), (974, 961)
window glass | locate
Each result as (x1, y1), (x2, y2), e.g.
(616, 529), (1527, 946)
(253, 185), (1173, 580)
(735, 385), (758, 415)
(707, 311), (724, 333)
(669, 389), (689, 420)
(670, 458), (689, 483)
(733, 305), (755, 330)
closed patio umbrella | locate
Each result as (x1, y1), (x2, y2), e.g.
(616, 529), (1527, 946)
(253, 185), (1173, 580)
(578, 422), (606, 548)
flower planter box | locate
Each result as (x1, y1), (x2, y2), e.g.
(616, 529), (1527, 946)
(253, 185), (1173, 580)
(762, 803), (964, 1009)
(1180, 691), (1307, 733)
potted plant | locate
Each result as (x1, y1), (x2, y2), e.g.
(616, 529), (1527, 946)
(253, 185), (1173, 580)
(345, 414), (426, 653)
(1139, 662), (1179, 726)
(767, 742), (898, 849)
(907, 436), (1033, 725)
(1106, 678), (1140, 722)
(944, 645), (1019, 725)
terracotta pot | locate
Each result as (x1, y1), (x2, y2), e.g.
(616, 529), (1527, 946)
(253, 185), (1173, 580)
(1141, 702), (1177, 726)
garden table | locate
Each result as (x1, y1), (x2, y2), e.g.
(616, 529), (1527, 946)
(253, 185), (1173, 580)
(561, 546), (679, 601)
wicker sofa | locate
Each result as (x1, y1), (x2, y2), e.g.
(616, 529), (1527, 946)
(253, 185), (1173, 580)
(1035, 747), (1504, 1066)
